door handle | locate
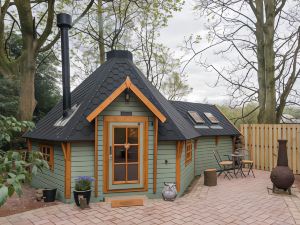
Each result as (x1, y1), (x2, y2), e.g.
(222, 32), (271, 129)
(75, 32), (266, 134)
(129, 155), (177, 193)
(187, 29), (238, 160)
(110, 146), (112, 156)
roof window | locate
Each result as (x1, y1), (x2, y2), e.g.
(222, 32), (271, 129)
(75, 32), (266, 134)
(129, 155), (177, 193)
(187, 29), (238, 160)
(204, 112), (219, 124)
(188, 111), (205, 124)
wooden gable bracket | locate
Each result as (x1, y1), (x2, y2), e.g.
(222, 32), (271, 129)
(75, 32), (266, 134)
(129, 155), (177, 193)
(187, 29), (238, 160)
(61, 142), (71, 199)
(86, 76), (167, 123)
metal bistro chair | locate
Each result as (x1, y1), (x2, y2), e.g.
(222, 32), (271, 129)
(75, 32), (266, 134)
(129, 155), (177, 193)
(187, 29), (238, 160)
(237, 148), (255, 178)
(213, 150), (235, 180)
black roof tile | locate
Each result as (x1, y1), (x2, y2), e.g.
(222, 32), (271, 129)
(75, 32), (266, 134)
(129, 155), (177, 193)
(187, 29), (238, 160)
(24, 50), (199, 141)
(170, 101), (241, 137)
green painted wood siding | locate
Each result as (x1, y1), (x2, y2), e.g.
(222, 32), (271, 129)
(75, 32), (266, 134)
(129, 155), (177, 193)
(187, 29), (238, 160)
(155, 141), (176, 197)
(195, 136), (233, 175)
(31, 142), (65, 201)
(179, 140), (195, 196)
(71, 142), (95, 202)
(97, 93), (154, 200)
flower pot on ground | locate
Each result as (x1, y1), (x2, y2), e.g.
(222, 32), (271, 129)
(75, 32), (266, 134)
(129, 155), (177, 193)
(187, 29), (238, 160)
(43, 188), (57, 202)
(73, 176), (94, 207)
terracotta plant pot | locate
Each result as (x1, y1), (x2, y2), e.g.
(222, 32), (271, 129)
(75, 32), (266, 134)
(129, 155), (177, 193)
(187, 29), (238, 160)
(73, 190), (91, 207)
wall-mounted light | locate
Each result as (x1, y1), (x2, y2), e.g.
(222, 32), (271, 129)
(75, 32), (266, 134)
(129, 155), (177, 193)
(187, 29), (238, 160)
(125, 88), (130, 103)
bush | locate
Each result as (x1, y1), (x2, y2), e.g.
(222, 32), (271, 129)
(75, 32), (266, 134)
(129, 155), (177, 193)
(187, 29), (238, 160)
(0, 115), (34, 150)
(75, 176), (94, 191)
(0, 150), (49, 206)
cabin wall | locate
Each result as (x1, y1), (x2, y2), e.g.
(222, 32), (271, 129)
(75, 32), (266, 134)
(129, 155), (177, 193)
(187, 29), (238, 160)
(31, 142), (65, 202)
(179, 140), (195, 196)
(70, 142), (95, 202)
(195, 136), (233, 175)
(155, 141), (177, 197)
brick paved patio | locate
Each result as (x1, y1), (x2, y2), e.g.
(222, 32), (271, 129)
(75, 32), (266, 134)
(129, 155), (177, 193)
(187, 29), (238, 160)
(1, 170), (300, 225)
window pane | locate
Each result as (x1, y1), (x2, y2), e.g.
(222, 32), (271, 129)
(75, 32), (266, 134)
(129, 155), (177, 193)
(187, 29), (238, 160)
(114, 164), (126, 182)
(114, 128), (126, 144)
(127, 146), (138, 162)
(128, 128), (138, 144)
(114, 146), (126, 163)
(188, 111), (205, 124)
(127, 164), (138, 181)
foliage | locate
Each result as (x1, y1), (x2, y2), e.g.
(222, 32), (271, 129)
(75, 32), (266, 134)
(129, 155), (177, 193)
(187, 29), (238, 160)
(0, 76), (19, 117)
(0, 33), (61, 121)
(217, 103), (259, 127)
(34, 51), (61, 122)
(161, 72), (193, 101)
(0, 115), (34, 150)
(75, 176), (95, 191)
(0, 150), (49, 207)
(0, 0), (94, 120)
(71, 0), (191, 100)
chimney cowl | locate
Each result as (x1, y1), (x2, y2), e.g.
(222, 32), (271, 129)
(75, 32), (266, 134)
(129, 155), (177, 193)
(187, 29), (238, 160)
(106, 50), (133, 61)
(57, 13), (72, 28)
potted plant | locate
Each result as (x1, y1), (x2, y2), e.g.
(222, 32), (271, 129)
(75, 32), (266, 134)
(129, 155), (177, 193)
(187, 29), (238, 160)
(73, 176), (94, 207)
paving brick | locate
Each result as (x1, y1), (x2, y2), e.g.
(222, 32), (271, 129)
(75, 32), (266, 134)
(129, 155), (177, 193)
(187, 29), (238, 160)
(2, 170), (300, 225)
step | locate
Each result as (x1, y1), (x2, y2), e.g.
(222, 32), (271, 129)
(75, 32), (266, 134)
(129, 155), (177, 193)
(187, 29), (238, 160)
(104, 195), (148, 203)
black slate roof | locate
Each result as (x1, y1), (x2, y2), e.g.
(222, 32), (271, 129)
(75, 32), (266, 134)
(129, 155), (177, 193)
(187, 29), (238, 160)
(170, 101), (240, 136)
(24, 50), (199, 141)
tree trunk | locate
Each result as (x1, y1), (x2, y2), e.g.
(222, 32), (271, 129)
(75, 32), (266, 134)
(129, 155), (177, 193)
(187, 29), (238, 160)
(98, 0), (105, 64)
(18, 54), (37, 121)
(255, 0), (266, 123)
(263, 0), (276, 124)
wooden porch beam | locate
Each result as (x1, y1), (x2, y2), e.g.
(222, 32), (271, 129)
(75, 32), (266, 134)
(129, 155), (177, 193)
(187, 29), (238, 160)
(176, 141), (184, 193)
(94, 117), (99, 197)
(153, 117), (158, 194)
(61, 142), (71, 199)
(27, 138), (32, 151)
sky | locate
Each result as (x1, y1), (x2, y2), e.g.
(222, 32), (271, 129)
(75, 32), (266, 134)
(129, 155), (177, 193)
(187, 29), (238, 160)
(158, 1), (230, 104)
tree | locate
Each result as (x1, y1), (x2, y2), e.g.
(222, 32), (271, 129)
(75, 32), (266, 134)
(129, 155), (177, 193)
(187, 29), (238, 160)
(0, 33), (61, 121)
(0, 0), (94, 121)
(187, 0), (300, 123)
(161, 72), (192, 100)
(71, 0), (192, 100)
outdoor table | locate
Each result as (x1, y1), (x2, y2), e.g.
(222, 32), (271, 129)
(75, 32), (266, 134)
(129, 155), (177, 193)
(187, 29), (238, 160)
(231, 154), (245, 177)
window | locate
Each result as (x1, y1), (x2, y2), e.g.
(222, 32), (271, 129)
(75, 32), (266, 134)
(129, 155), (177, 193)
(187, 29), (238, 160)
(188, 111), (205, 124)
(204, 112), (219, 124)
(185, 140), (192, 165)
(40, 145), (54, 170)
(113, 126), (139, 184)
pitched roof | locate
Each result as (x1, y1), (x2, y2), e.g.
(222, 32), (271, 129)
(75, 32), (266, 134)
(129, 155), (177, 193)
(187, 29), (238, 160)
(24, 50), (199, 141)
(170, 101), (241, 136)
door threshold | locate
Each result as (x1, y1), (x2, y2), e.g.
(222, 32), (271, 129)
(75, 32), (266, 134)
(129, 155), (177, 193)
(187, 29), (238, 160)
(104, 195), (148, 203)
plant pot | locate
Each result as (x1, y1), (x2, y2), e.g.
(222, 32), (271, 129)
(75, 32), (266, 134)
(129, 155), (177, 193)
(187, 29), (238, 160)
(43, 188), (57, 202)
(73, 190), (91, 207)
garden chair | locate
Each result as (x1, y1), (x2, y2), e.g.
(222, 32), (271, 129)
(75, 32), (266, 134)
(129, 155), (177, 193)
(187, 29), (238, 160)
(236, 148), (255, 178)
(213, 150), (235, 180)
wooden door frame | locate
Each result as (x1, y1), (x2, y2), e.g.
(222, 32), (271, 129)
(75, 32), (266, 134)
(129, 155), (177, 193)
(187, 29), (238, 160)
(103, 116), (148, 193)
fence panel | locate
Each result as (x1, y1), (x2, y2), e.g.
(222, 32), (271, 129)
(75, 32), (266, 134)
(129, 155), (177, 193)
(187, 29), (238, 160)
(240, 124), (300, 174)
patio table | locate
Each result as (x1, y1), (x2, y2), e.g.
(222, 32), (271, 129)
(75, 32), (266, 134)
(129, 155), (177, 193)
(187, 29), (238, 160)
(231, 154), (245, 177)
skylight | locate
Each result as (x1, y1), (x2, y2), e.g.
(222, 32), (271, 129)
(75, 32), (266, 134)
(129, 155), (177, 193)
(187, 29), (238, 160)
(204, 112), (219, 124)
(188, 111), (205, 124)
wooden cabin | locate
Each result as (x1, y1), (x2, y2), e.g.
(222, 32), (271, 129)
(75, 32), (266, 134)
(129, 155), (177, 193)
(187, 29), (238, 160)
(24, 50), (240, 203)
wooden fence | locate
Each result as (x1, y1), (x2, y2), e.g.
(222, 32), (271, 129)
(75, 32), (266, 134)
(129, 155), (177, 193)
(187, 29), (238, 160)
(240, 124), (300, 174)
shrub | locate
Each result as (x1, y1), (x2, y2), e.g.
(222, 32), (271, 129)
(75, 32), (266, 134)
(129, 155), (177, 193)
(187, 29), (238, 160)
(0, 150), (49, 206)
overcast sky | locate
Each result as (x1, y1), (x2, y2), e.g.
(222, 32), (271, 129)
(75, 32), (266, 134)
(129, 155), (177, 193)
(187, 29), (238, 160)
(158, 2), (233, 104)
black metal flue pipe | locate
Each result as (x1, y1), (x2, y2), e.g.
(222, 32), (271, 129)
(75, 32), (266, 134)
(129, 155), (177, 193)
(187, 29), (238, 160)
(57, 13), (72, 118)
